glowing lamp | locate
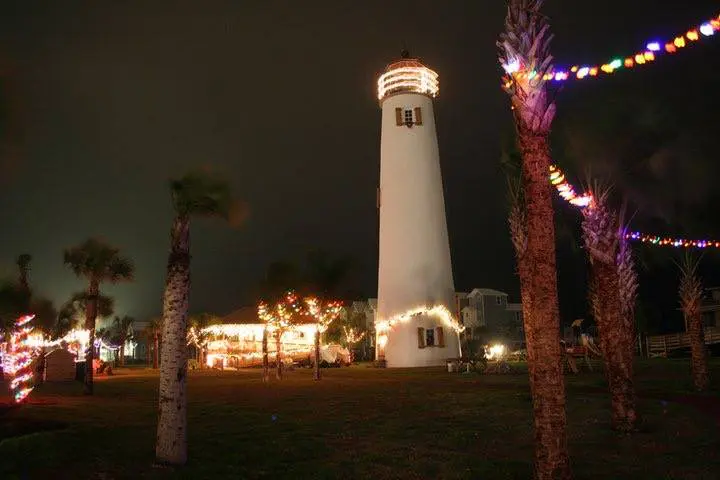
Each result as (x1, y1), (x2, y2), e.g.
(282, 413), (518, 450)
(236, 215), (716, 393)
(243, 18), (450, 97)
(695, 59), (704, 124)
(643, 51), (655, 61)
(634, 54), (646, 64)
(687, 30), (699, 41)
(665, 43), (677, 53)
(674, 36), (686, 48)
(646, 42), (661, 51)
(624, 58), (634, 68)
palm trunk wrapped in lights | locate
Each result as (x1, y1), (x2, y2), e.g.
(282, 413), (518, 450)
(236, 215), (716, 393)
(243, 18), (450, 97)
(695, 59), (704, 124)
(678, 254), (709, 392)
(498, 1), (571, 477)
(581, 189), (636, 432)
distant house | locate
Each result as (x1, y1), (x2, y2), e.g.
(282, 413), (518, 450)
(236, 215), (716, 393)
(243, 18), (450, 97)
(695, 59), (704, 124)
(456, 288), (524, 344)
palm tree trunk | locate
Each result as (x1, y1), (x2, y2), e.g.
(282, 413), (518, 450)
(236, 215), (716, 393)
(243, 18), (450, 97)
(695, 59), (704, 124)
(84, 279), (100, 395)
(688, 309), (709, 391)
(518, 130), (571, 479)
(262, 327), (269, 382)
(153, 333), (159, 369)
(275, 330), (282, 380)
(314, 327), (321, 381)
(155, 215), (190, 466)
(592, 261), (637, 431)
(119, 341), (125, 367)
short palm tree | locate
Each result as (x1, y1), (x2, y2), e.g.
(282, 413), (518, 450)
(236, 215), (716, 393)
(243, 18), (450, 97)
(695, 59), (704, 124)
(498, 1), (570, 477)
(113, 315), (135, 366)
(146, 316), (163, 369)
(63, 238), (134, 395)
(581, 187), (637, 432)
(16, 254), (32, 310)
(57, 291), (115, 338)
(155, 170), (245, 466)
(678, 253), (708, 392)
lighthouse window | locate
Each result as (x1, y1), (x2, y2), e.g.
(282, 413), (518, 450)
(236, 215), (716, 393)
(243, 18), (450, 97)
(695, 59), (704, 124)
(425, 328), (435, 347)
(404, 109), (414, 125)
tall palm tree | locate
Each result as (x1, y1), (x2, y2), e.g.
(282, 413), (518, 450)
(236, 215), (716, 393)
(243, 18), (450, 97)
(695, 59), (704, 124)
(16, 254), (32, 310)
(582, 188), (637, 432)
(498, 2), (571, 477)
(63, 238), (134, 395)
(678, 253), (708, 392)
(113, 315), (135, 366)
(155, 170), (244, 466)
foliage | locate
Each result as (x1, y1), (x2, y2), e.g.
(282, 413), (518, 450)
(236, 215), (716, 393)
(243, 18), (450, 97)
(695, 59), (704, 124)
(170, 169), (247, 225)
(56, 291), (115, 337)
(63, 238), (134, 285)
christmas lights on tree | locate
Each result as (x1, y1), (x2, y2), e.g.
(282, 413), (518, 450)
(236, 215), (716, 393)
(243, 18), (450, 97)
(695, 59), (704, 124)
(503, 13), (719, 87)
(548, 164), (720, 249)
(4, 314), (38, 403)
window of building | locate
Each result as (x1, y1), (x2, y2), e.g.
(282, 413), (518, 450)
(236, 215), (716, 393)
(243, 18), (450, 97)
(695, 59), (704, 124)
(404, 109), (414, 125)
(425, 328), (435, 347)
(496, 296), (503, 305)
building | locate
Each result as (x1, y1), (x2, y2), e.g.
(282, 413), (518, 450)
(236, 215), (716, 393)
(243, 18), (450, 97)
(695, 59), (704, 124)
(199, 306), (348, 369)
(456, 289), (524, 346)
(375, 50), (462, 367)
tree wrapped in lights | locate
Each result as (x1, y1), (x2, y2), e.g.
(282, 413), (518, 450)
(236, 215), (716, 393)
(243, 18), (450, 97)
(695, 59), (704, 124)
(258, 291), (302, 381)
(5, 314), (37, 403)
(305, 297), (343, 380)
(342, 326), (366, 363)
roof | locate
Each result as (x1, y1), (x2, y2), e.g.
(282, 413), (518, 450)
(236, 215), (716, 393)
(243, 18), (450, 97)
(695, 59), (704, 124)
(219, 305), (318, 325)
(468, 288), (508, 297)
(220, 306), (259, 324)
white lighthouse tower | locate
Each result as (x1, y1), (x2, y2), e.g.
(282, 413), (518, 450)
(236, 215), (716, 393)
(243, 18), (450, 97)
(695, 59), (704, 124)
(375, 50), (462, 368)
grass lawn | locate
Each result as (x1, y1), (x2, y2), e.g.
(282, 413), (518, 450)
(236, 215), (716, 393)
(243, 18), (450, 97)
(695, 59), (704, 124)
(1, 359), (719, 479)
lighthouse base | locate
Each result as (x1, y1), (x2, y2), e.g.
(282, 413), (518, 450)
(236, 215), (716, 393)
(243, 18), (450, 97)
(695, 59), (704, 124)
(379, 314), (461, 368)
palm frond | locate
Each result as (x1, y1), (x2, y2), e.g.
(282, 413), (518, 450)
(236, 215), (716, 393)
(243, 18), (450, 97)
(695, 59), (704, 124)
(63, 237), (135, 284)
(170, 169), (248, 227)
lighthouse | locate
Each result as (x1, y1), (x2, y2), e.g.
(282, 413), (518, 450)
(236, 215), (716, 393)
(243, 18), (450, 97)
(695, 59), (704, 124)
(375, 50), (462, 368)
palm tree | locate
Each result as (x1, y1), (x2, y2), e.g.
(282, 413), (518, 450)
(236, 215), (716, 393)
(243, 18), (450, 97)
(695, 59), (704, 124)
(155, 170), (244, 466)
(498, 2), (571, 477)
(582, 187), (637, 432)
(57, 291), (115, 338)
(678, 253), (708, 392)
(112, 315), (135, 366)
(146, 316), (163, 369)
(63, 238), (134, 395)
(16, 254), (32, 310)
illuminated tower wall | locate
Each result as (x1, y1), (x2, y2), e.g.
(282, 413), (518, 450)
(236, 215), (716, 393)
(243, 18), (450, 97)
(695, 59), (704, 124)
(375, 52), (461, 368)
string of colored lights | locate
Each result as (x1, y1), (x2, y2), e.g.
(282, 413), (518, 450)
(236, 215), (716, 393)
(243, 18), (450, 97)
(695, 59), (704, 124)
(548, 164), (720, 249)
(503, 13), (719, 84)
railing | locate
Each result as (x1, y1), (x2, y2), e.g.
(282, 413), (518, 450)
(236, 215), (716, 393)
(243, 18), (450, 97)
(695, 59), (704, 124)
(646, 327), (720, 357)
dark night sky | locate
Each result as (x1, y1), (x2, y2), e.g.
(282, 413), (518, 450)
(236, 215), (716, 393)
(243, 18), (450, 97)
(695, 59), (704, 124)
(0, 1), (718, 330)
